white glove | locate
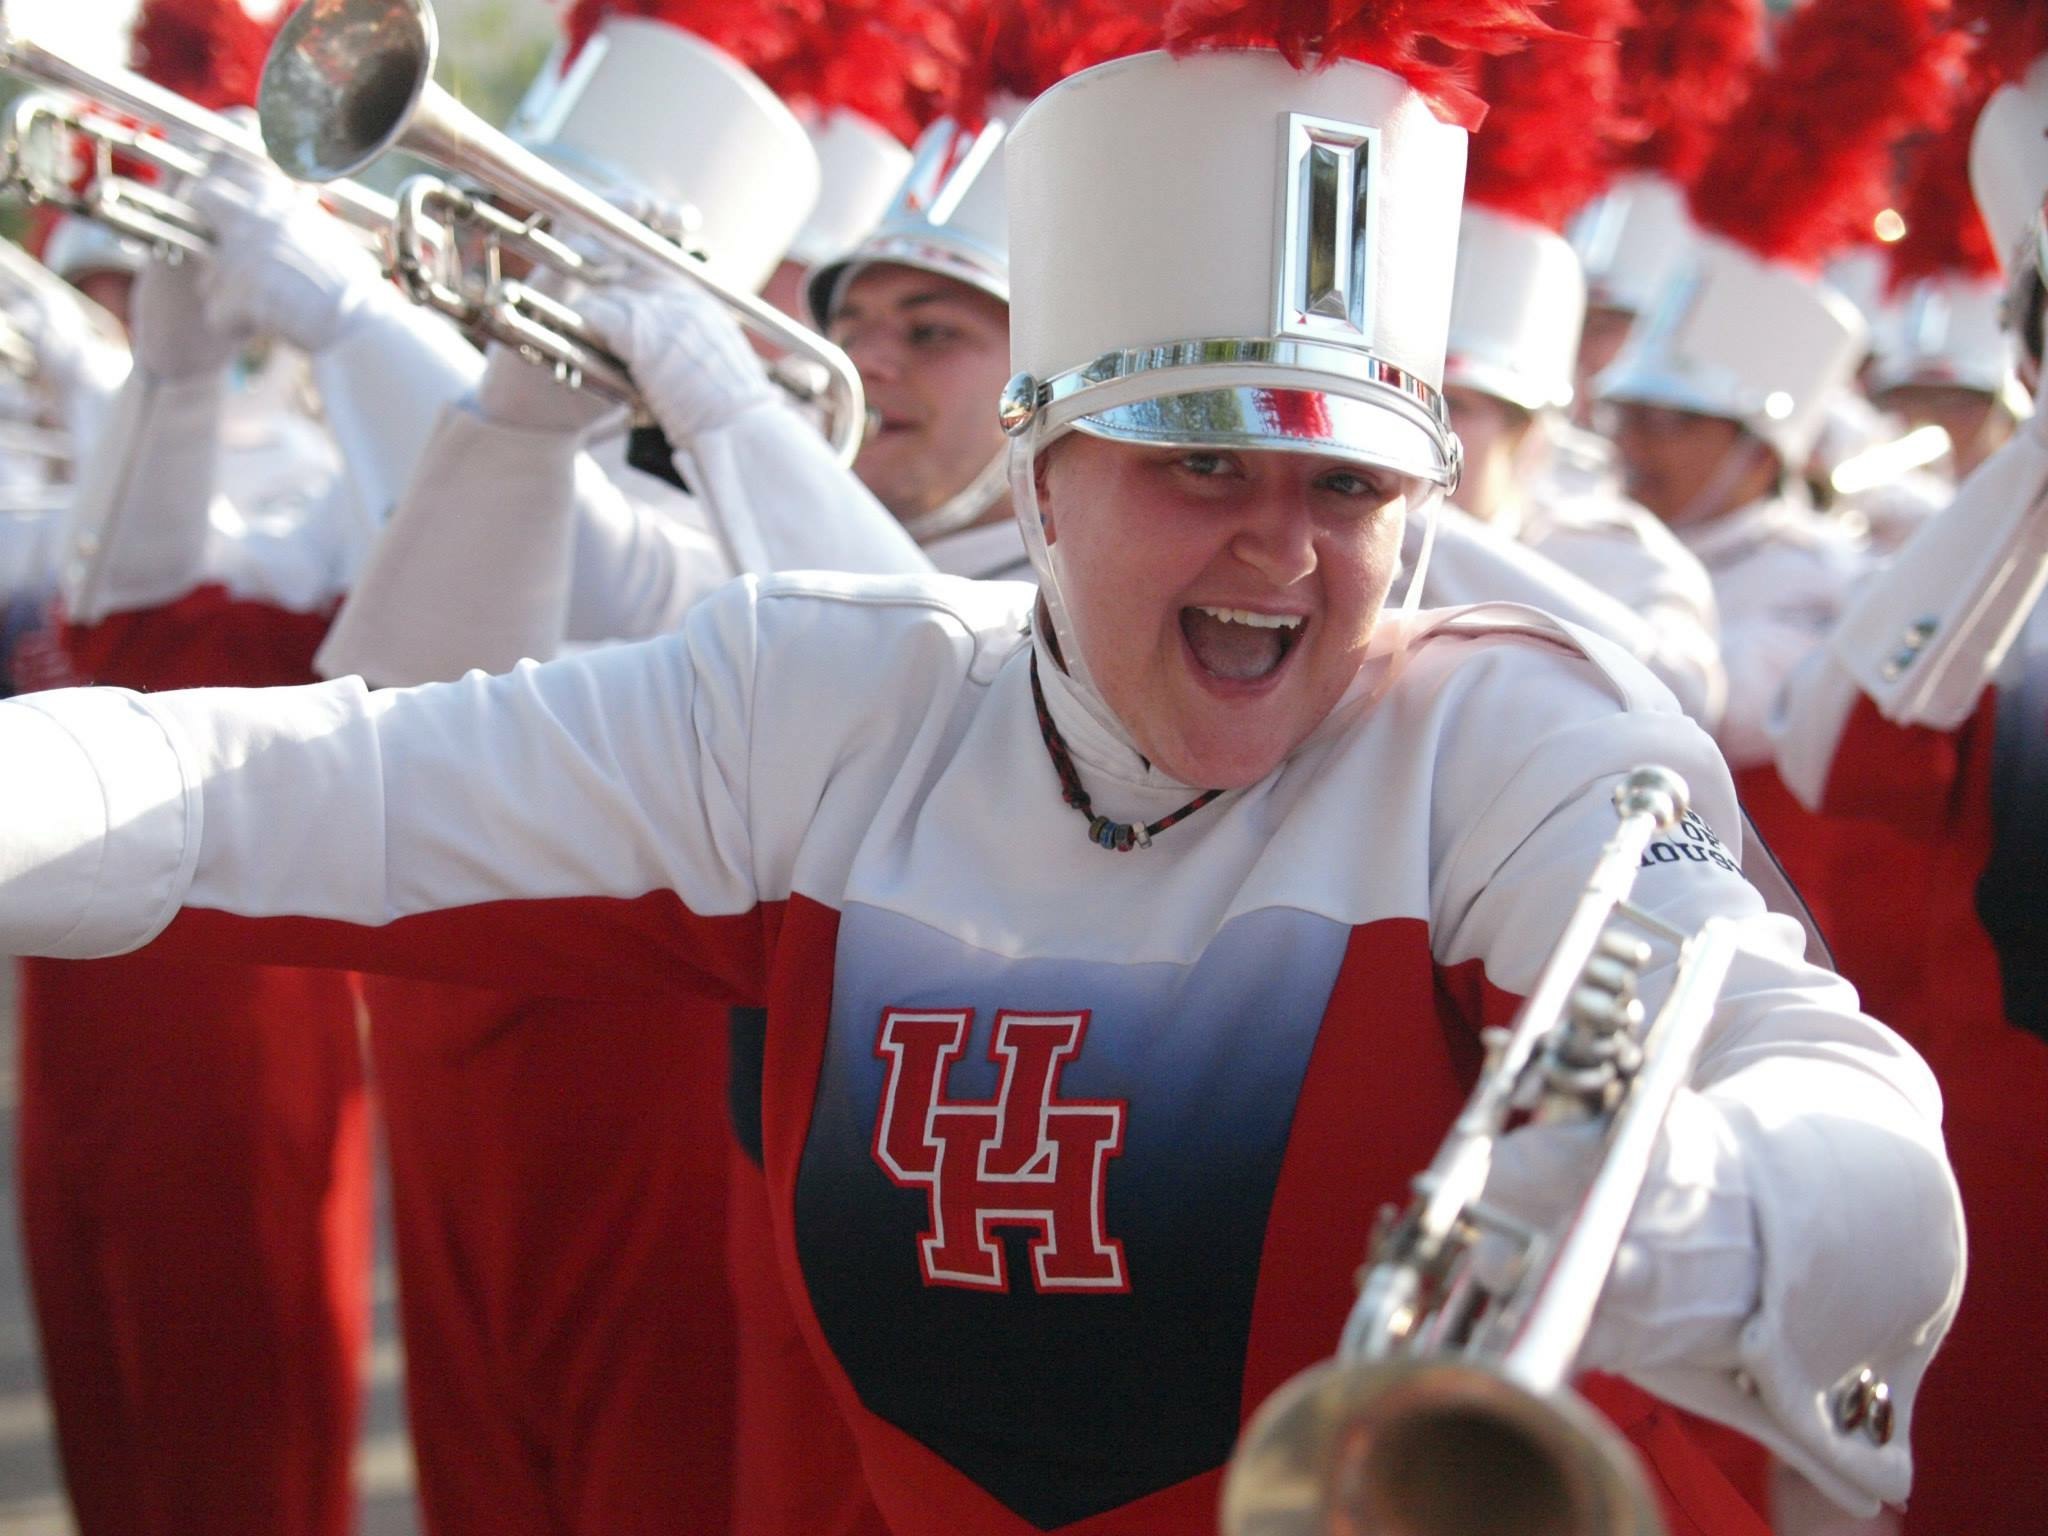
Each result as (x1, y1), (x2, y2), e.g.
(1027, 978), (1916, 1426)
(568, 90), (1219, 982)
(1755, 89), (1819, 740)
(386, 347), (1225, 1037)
(184, 151), (387, 355)
(130, 246), (245, 378)
(1478, 1089), (1760, 1375)
(4, 278), (98, 394)
(579, 275), (776, 446)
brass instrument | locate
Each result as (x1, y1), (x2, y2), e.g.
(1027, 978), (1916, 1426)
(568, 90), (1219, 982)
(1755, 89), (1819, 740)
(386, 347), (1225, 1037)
(0, 2), (394, 257)
(255, 0), (867, 463)
(1221, 766), (1744, 1536)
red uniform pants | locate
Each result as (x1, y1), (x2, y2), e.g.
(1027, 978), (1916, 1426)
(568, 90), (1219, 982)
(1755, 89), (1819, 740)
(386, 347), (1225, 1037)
(364, 979), (737, 1535)
(16, 954), (370, 1536)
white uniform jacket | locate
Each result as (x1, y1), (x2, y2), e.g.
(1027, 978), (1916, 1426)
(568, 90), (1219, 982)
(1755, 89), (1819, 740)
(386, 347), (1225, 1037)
(0, 575), (1958, 1527)
(1674, 494), (1869, 770)
(1418, 504), (1723, 724)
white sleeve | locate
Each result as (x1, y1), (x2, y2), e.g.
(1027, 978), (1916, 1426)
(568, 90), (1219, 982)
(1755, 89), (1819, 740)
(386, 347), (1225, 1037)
(1826, 425), (2048, 730)
(1429, 647), (1960, 1514)
(307, 292), (482, 543)
(561, 446), (732, 647)
(672, 398), (931, 578)
(1713, 547), (1858, 771)
(0, 580), (769, 982)
(59, 367), (228, 623)
(315, 400), (584, 685)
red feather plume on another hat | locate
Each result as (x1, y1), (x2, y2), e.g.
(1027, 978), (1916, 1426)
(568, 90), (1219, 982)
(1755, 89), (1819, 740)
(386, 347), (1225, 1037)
(756, 0), (975, 143)
(1954, 0), (2048, 88)
(952, 0), (1165, 128)
(1463, 0), (1629, 232)
(1612, 0), (1762, 188)
(562, 0), (808, 75)
(1885, 79), (2000, 291)
(1163, 0), (1554, 132)
(1688, 0), (1967, 272)
(128, 0), (279, 111)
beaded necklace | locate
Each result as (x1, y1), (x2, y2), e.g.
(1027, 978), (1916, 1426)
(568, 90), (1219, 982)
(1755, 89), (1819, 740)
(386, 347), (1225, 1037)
(1029, 653), (1226, 852)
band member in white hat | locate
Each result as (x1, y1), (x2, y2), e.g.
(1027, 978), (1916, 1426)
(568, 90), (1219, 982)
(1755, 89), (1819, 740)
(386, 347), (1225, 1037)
(1432, 0), (1725, 727)
(1768, 30), (2048, 1532)
(0, 7), (1961, 1536)
(1595, 0), (1964, 773)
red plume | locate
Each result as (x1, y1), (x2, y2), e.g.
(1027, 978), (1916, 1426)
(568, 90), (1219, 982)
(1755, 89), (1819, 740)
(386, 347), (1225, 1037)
(1463, 0), (1630, 230)
(1612, 0), (1762, 187)
(1885, 79), (2001, 290)
(1688, 0), (1968, 271)
(562, 0), (808, 74)
(1163, 0), (1554, 132)
(128, 0), (279, 110)
(953, 0), (1164, 127)
(1954, 0), (2048, 88)
(755, 0), (975, 142)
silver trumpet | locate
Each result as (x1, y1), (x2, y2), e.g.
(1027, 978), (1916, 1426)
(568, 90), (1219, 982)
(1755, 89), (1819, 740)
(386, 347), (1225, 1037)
(256, 0), (868, 464)
(1220, 766), (1745, 1536)
(0, 2), (394, 257)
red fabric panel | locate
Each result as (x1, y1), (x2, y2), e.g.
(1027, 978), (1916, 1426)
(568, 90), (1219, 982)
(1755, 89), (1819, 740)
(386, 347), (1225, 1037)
(55, 584), (338, 692)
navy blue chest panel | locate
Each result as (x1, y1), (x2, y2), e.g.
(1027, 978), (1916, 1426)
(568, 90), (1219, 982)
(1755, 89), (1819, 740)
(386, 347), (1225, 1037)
(794, 901), (1351, 1529)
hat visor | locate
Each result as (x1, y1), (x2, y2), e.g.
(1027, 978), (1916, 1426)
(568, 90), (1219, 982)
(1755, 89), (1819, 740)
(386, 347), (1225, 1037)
(806, 234), (1010, 329)
(1067, 385), (1451, 487)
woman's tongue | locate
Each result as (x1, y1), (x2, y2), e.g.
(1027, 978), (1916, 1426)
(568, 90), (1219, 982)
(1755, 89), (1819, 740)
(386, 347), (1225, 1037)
(1180, 607), (1288, 682)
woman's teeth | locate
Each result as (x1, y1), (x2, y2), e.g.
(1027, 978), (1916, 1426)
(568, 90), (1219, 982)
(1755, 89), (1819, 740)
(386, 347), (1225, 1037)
(1180, 606), (1304, 681)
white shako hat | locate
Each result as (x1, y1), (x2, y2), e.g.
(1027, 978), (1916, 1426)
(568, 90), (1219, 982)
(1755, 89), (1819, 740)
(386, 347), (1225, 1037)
(1970, 54), (2048, 275)
(805, 109), (1016, 325)
(1446, 3), (1634, 415)
(515, 15), (819, 294)
(1868, 274), (2014, 396)
(1570, 175), (1699, 318)
(1598, 237), (1867, 468)
(40, 215), (146, 285)
(788, 110), (915, 267)
(1446, 208), (1585, 412)
(998, 48), (1469, 488)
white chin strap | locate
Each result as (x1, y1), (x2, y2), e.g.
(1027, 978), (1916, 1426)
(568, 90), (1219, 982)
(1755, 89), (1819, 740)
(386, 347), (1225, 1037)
(1008, 425), (1446, 712)
(904, 447), (1013, 544)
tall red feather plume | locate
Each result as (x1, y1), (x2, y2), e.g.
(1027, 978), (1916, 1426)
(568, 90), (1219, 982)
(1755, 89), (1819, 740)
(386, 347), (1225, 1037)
(1688, 0), (1967, 271)
(561, 0), (808, 75)
(1885, 79), (2000, 290)
(1954, 0), (2048, 88)
(1463, 0), (1629, 230)
(1612, 0), (1762, 187)
(755, 0), (975, 143)
(128, 0), (279, 111)
(1163, 0), (1554, 132)
(952, 0), (1164, 128)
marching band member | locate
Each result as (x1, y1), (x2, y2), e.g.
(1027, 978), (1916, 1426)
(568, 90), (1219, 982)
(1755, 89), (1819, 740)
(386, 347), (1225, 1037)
(1766, 30), (2048, 1533)
(1595, 0), (1967, 774)
(1435, 0), (1725, 728)
(9, 4), (482, 1531)
(0, 11), (1966, 1536)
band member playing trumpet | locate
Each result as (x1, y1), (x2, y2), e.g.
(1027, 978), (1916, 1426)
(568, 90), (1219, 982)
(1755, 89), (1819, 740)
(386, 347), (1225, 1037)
(0, 7), (1962, 1536)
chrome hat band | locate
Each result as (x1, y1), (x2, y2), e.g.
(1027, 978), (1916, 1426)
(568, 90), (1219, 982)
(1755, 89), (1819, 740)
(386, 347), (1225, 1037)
(999, 337), (1461, 487)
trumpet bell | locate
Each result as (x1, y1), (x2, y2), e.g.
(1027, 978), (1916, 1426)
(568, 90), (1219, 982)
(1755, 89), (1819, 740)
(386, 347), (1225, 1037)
(259, 0), (435, 183)
(1219, 1359), (1663, 1536)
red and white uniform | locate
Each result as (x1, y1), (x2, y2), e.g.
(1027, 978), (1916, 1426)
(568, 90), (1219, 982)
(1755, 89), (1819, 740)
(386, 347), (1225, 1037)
(0, 573), (1961, 1533)
(1771, 416), (2048, 1536)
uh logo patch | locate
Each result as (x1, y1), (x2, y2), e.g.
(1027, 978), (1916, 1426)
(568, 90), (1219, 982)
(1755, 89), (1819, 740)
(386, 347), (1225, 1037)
(871, 1008), (1129, 1294)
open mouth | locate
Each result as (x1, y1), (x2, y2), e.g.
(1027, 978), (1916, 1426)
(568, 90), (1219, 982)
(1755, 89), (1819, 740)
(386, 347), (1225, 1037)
(1179, 605), (1306, 685)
